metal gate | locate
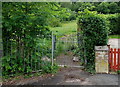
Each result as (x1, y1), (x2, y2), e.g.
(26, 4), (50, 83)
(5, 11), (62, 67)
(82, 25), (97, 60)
(52, 33), (83, 68)
(2, 31), (83, 76)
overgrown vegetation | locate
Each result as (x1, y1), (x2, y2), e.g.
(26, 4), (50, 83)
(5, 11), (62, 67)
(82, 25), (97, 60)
(2, 2), (78, 77)
(2, 2), (120, 78)
(2, 2), (58, 77)
(77, 10), (108, 73)
(50, 20), (77, 37)
(106, 14), (120, 35)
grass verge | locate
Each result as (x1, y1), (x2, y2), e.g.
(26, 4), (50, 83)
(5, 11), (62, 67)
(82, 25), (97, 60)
(50, 20), (77, 37)
(109, 35), (120, 39)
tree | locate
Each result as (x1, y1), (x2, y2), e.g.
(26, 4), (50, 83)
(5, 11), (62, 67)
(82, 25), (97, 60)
(2, 2), (61, 75)
(96, 2), (110, 14)
(78, 2), (95, 12)
(108, 2), (119, 14)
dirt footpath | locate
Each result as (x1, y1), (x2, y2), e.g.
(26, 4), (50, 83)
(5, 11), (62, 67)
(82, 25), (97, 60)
(31, 67), (118, 85)
(55, 51), (80, 67)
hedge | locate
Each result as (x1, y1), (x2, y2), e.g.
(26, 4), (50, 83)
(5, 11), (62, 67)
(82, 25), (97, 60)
(77, 10), (108, 73)
(106, 14), (120, 35)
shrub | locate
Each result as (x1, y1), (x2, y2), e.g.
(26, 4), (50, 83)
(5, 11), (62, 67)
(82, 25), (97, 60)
(69, 11), (76, 21)
(48, 18), (62, 27)
(96, 2), (110, 14)
(41, 62), (59, 74)
(106, 14), (120, 35)
(77, 10), (108, 73)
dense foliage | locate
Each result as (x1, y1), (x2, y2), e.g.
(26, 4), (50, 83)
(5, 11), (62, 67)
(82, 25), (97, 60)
(60, 2), (120, 14)
(106, 14), (120, 35)
(96, 2), (120, 14)
(2, 2), (59, 76)
(2, 2), (119, 77)
(2, 2), (77, 77)
(78, 10), (108, 73)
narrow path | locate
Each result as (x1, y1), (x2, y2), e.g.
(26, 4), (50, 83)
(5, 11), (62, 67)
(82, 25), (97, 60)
(55, 51), (80, 67)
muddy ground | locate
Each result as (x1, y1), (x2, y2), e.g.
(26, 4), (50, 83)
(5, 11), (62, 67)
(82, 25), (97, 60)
(55, 51), (81, 67)
(31, 67), (118, 85)
(2, 67), (118, 86)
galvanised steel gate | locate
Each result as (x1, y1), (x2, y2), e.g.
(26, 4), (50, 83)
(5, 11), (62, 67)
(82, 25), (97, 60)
(1, 32), (84, 76)
(52, 32), (83, 68)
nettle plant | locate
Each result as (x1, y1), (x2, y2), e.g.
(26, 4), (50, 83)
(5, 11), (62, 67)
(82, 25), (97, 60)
(78, 10), (108, 73)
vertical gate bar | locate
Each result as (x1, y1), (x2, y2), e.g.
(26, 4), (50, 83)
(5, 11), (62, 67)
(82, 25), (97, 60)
(110, 48), (113, 70)
(23, 42), (25, 74)
(108, 45), (110, 71)
(66, 37), (67, 66)
(38, 46), (40, 70)
(37, 46), (38, 71)
(11, 39), (13, 75)
(114, 48), (116, 71)
(16, 38), (18, 74)
(52, 32), (54, 66)
(116, 49), (118, 70)
(31, 49), (32, 71)
(109, 48), (111, 70)
(34, 48), (36, 71)
(118, 49), (120, 70)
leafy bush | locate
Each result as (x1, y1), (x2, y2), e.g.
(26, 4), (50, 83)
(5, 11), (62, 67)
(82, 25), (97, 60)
(96, 2), (110, 14)
(48, 18), (62, 27)
(77, 10), (108, 73)
(2, 2), (59, 77)
(2, 55), (37, 76)
(106, 14), (120, 35)
(41, 61), (59, 74)
(108, 2), (119, 14)
(69, 11), (76, 21)
(95, 2), (119, 14)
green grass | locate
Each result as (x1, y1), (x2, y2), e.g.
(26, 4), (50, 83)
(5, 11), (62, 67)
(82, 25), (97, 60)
(50, 20), (78, 56)
(109, 35), (120, 39)
(50, 20), (77, 37)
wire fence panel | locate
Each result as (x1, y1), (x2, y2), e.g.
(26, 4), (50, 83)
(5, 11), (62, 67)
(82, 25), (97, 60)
(53, 33), (83, 67)
(2, 34), (52, 76)
(2, 31), (84, 76)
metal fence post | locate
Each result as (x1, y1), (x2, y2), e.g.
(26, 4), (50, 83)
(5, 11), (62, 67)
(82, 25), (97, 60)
(83, 34), (87, 66)
(52, 32), (54, 66)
